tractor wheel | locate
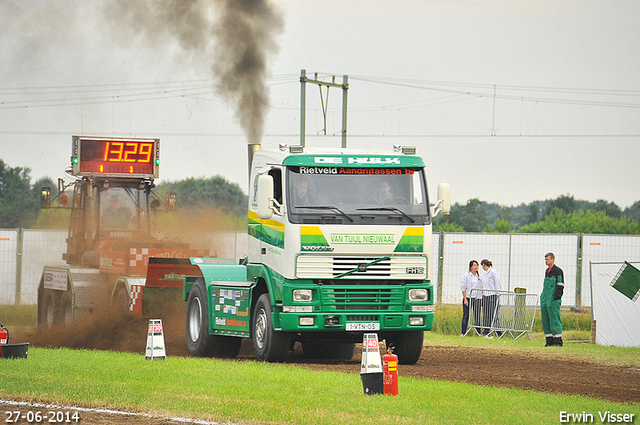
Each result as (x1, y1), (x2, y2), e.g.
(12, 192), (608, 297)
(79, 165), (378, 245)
(252, 293), (291, 362)
(385, 331), (424, 365)
(113, 287), (130, 317)
(40, 290), (61, 328)
(59, 293), (73, 324)
(186, 279), (241, 359)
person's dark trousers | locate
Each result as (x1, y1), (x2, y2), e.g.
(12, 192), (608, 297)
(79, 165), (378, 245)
(470, 298), (482, 335)
(483, 295), (498, 335)
(461, 298), (470, 335)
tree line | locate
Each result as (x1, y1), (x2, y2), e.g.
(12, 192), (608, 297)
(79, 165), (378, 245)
(0, 159), (246, 230)
(434, 196), (640, 234)
(1, 158), (639, 234)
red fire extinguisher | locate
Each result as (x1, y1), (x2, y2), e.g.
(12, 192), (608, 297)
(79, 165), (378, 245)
(383, 346), (399, 396)
(0, 321), (8, 345)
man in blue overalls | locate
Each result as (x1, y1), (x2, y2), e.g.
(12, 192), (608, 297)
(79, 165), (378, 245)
(541, 252), (564, 347)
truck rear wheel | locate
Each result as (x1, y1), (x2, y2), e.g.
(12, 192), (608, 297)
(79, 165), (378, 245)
(186, 279), (241, 358)
(386, 331), (424, 365)
(252, 293), (290, 362)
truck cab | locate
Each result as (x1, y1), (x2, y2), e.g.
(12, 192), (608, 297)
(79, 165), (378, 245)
(245, 144), (450, 363)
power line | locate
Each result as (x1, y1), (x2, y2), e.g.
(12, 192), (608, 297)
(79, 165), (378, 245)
(2, 74), (640, 113)
(1, 130), (638, 138)
(349, 74), (640, 96)
(0, 86), (217, 109)
(349, 75), (640, 109)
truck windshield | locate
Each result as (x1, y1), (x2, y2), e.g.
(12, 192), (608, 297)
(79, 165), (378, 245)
(287, 167), (430, 225)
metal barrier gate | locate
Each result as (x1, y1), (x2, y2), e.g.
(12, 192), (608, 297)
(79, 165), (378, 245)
(463, 289), (538, 340)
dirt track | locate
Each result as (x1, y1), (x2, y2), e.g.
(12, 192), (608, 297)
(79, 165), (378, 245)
(6, 314), (639, 424)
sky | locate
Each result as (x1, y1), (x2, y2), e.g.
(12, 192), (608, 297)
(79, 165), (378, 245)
(1, 0), (639, 208)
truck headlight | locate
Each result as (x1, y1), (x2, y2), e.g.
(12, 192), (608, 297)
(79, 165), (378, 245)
(299, 317), (315, 326)
(408, 288), (428, 301)
(293, 289), (313, 302)
(409, 316), (425, 326)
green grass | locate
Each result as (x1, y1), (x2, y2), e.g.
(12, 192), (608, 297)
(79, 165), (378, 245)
(1, 347), (638, 425)
(1, 304), (638, 424)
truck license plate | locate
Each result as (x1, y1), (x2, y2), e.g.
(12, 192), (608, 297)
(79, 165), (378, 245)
(345, 322), (380, 331)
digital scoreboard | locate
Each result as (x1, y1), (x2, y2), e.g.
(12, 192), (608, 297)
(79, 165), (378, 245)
(71, 136), (160, 178)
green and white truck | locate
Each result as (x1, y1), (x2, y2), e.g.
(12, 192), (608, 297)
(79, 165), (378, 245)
(149, 144), (449, 364)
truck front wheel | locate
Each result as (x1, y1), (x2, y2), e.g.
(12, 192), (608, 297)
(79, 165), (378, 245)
(186, 279), (241, 358)
(252, 293), (291, 362)
(385, 331), (424, 365)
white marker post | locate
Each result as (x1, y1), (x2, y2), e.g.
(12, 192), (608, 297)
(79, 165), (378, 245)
(360, 333), (383, 395)
(145, 319), (166, 360)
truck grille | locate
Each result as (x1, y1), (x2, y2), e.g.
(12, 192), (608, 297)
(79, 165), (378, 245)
(322, 287), (404, 311)
(333, 257), (390, 277)
(296, 255), (426, 279)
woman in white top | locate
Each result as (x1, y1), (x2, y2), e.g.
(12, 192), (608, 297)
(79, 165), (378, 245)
(460, 260), (481, 336)
(480, 259), (502, 336)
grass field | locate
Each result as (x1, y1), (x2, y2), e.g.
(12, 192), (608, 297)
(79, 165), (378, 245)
(1, 305), (638, 425)
(1, 346), (638, 425)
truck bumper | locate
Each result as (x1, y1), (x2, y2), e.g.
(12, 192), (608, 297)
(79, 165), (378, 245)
(278, 310), (434, 332)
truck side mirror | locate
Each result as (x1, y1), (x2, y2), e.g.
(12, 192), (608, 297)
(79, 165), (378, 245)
(257, 174), (274, 220)
(438, 183), (451, 214)
(165, 191), (177, 211)
(431, 183), (450, 217)
(41, 187), (51, 209)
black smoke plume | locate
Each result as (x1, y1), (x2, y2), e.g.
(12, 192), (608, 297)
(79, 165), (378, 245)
(105, 0), (283, 145)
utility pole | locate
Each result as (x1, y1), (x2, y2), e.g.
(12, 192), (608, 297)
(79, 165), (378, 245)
(299, 69), (348, 147)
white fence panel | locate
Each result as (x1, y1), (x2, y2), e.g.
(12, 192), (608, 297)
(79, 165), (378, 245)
(590, 261), (640, 347)
(441, 233), (578, 306)
(509, 234), (578, 306)
(0, 229), (19, 304)
(430, 234), (440, 303)
(582, 234), (640, 307)
(20, 229), (68, 304)
(441, 233), (511, 304)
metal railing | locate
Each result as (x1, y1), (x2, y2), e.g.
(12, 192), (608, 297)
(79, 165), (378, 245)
(463, 289), (538, 340)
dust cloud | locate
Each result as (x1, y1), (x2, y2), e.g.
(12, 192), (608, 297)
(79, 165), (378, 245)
(27, 303), (190, 357)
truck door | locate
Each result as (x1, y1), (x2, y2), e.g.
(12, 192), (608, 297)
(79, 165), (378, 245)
(261, 167), (284, 265)
(248, 166), (284, 266)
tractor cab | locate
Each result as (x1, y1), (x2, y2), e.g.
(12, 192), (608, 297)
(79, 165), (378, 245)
(41, 136), (180, 272)
(61, 176), (180, 270)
